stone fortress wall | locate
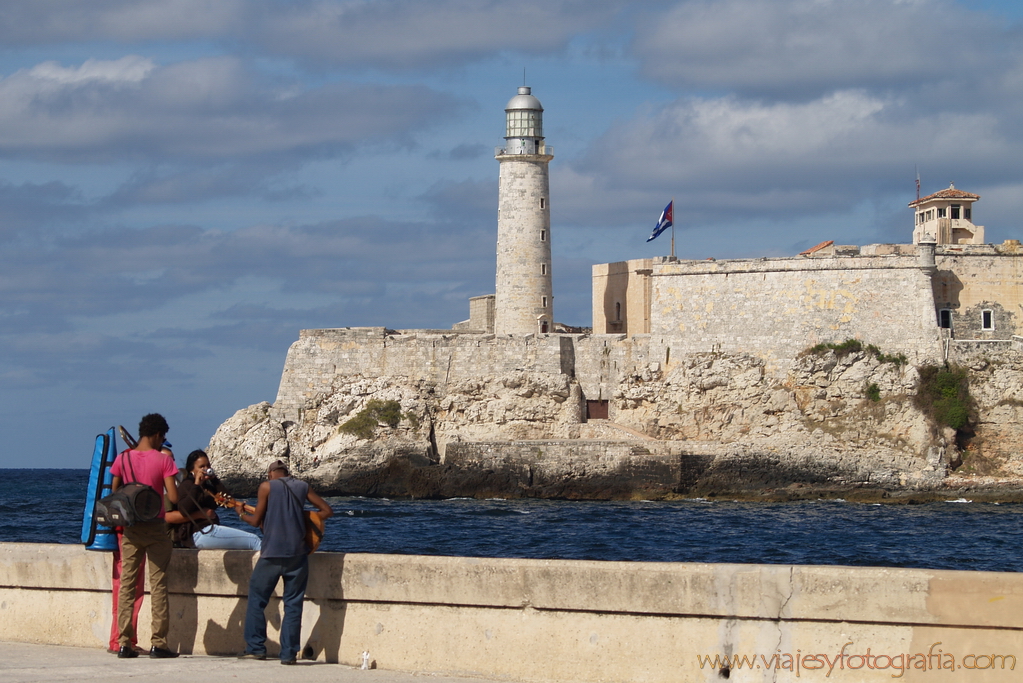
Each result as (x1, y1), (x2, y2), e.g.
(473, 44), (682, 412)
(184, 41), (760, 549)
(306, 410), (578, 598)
(595, 242), (1023, 363)
(932, 243), (1023, 340)
(270, 327), (672, 426)
(649, 253), (944, 366)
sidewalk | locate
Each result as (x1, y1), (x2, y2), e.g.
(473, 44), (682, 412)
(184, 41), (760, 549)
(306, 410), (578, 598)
(0, 642), (499, 683)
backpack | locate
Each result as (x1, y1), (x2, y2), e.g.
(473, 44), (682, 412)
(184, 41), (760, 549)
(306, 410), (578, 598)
(94, 452), (163, 527)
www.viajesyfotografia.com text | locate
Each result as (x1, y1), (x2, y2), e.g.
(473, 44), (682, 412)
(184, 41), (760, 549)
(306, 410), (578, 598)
(697, 642), (1015, 677)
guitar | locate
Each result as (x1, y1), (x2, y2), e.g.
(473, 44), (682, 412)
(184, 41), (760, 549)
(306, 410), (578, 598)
(118, 425), (138, 450)
(216, 492), (325, 554)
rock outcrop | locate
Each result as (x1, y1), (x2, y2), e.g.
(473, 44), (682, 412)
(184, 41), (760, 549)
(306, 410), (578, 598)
(206, 336), (1023, 500)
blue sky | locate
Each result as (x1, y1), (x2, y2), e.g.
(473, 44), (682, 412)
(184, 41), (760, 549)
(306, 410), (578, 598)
(3, 0), (1023, 467)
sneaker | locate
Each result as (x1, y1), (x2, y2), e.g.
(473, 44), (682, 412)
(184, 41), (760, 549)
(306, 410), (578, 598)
(238, 651), (267, 660)
(281, 659), (297, 665)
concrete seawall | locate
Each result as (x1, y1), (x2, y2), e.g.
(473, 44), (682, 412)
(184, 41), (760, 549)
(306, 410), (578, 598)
(1, 543), (1020, 681)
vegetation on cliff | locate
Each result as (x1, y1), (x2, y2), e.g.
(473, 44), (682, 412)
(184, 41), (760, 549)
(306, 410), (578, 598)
(339, 399), (413, 439)
(804, 339), (907, 366)
(913, 365), (974, 431)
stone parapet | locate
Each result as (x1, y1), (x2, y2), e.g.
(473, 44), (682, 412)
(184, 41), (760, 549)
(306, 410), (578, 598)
(650, 255), (944, 365)
(272, 329), (570, 421)
(1, 543), (1021, 682)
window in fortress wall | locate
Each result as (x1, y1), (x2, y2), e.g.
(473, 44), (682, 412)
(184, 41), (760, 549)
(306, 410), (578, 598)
(983, 310), (994, 330)
(939, 309), (952, 328)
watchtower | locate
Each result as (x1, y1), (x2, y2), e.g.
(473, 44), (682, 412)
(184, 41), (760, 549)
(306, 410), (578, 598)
(909, 183), (983, 245)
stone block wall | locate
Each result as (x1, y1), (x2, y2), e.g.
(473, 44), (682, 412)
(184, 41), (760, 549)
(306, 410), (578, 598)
(934, 247), (1023, 340)
(272, 329), (570, 421)
(592, 258), (653, 334)
(650, 255), (944, 365)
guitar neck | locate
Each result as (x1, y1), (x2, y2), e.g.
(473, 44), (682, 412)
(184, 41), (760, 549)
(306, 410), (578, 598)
(215, 492), (256, 515)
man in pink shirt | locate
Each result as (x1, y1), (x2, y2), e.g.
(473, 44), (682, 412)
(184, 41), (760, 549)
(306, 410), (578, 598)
(110, 413), (179, 659)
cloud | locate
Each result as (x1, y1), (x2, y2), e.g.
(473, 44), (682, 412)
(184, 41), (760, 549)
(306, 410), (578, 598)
(557, 87), (1023, 228)
(0, 209), (499, 394)
(105, 163), (319, 206)
(247, 0), (631, 71)
(633, 0), (1010, 98)
(0, 56), (460, 164)
(0, 1), (631, 72)
(419, 178), (497, 223)
(0, 180), (88, 238)
(0, 1), (243, 43)
(0, 213), (495, 325)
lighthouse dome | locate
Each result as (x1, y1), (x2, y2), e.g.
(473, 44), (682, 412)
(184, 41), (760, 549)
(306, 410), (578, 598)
(505, 86), (542, 112)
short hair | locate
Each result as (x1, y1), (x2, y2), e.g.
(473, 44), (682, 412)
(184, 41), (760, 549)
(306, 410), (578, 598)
(138, 413), (170, 438)
(185, 450), (208, 473)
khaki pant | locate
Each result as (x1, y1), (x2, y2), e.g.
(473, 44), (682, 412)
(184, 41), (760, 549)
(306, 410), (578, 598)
(117, 519), (172, 649)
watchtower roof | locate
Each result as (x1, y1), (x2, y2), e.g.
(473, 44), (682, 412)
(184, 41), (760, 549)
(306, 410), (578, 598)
(909, 183), (980, 208)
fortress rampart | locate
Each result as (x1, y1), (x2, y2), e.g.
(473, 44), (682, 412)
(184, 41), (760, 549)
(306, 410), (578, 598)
(650, 254), (943, 365)
(597, 253), (948, 369)
(271, 328), (662, 424)
(3, 543), (1021, 682)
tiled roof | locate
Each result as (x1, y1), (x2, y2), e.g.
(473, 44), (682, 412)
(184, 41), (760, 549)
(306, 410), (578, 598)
(909, 183), (980, 207)
(800, 240), (834, 256)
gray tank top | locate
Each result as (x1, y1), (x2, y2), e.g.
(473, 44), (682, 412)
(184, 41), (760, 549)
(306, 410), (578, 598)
(261, 477), (309, 558)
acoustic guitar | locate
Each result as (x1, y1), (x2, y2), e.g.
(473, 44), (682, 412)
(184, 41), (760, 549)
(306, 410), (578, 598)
(216, 492), (324, 554)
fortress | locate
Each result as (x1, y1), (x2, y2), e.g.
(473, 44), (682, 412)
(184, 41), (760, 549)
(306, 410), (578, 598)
(454, 86), (1022, 371)
(209, 86), (1023, 499)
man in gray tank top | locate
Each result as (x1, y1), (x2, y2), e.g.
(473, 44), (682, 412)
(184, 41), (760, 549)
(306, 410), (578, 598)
(238, 459), (333, 664)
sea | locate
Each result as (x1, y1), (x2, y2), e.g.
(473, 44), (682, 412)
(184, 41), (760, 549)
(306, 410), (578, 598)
(6, 469), (1023, 572)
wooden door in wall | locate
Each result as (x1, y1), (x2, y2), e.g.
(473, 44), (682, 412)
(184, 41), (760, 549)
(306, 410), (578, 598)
(586, 400), (608, 420)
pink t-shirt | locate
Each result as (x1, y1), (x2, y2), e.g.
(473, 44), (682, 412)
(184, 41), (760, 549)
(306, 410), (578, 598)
(110, 449), (178, 519)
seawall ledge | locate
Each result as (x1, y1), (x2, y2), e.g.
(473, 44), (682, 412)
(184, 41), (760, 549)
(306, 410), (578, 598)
(2, 544), (1020, 683)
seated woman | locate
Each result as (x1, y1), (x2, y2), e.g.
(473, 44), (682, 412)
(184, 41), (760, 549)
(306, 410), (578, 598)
(173, 450), (261, 551)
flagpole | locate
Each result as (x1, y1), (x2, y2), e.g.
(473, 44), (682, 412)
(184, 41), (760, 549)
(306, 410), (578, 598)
(670, 197), (675, 259)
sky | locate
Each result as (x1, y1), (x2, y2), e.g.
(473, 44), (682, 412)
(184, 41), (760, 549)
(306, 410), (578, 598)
(4, 0), (1023, 468)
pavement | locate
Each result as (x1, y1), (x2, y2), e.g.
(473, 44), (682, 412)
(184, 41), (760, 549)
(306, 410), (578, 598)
(0, 642), (501, 683)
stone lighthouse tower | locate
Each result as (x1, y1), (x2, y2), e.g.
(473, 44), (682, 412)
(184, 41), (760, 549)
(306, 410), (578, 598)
(494, 86), (554, 335)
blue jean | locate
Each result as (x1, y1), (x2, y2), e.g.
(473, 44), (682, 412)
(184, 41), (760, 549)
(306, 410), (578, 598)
(193, 524), (262, 550)
(243, 555), (309, 662)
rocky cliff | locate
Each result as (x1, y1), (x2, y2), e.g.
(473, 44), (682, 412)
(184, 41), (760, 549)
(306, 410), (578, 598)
(206, 334), (1023, 501)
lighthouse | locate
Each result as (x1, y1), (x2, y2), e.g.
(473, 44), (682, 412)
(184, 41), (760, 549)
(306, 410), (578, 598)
(494, 86), (554, 335)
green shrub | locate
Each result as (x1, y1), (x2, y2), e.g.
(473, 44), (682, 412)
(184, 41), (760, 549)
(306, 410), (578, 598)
(805, 339), (906, 365)
(875, 351), (908, 366)
(914, 365), (973, 431)
(866, 383), (881, 402)
(807, 339), (863, 357)
(339, 399), (405, 440)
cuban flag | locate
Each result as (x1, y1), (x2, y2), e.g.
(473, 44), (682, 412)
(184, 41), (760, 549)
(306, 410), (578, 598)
(647, 200), (673, 242)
